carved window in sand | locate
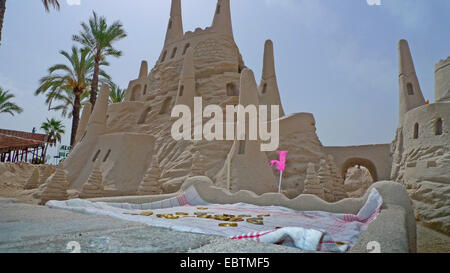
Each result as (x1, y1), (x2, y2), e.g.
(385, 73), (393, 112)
(103, 149), (111, 162)
(414, 123), (419, 139)
(92, 150), (101, 162)
(130, 85), (141, 101)
(143, 85), (147, 95)
(168, 20), (172, 30)
(216, 4), (221, 14)
(261, 83), (268, 94)
(171, 47), (178, 59)
(435, 118), (443, 136)
(183, 44), (190, 55)
(226, 83), (239, 96)
(161, 51), (167, 63)
(138, 107), (152, 124)
(407, 83), (414, 95)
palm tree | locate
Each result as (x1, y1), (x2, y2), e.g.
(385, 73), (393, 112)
(36, 46), (110, 146)
(109, 82), (125, 103)
(0, 87), (23, 116)
(0, 0), (59, 46)
(42, 0), (60, 12)
(40, 118), (65, 162)
(73, 11), (127, 107)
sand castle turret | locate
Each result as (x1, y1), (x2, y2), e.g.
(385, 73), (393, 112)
(211, 0), (233, 38)
(164, 0), (184, 46)
(302, 163), (325, 199)
(74, 102), (92, 145)
(398, 39), (426, 126)
(318, 159), (334, 202)
(174, 47), (196, 111)
(328, 155), (348, 201)
(435, 57), (450, 102)
(138, 155), (163, 195)
(24, 167), (40, 190)
(85, 84), (110, 139)
(258, 40), (285, 117)
(80, 160), (104, 199)
(39, 164), (69, 205)
(215, 69), (277, 194)
(138, 60), (148, 79)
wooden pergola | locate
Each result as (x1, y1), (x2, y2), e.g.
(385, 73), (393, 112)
(0, 129), (51, 163)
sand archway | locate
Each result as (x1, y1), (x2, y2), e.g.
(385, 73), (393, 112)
(341, 157), (378, 182)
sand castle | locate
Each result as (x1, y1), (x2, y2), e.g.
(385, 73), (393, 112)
(38, 164), (69, 205)
(55, 1), (448, 233)
(80, 160), (105, 199)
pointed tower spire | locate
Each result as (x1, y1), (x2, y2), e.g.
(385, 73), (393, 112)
(259, 40), (285, 117)
(164, 0), (183, 46)
(398, 39), (425, 126)
(138, 61), (148, 79)
(74, 102), (92, 145)
(174, 47), (196, 111)
(86, 84), (110, 138)
(211, 0), (233, 37)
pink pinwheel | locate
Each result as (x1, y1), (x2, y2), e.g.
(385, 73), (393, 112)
(270, 151), (288, 172)
(270, 151), (288, 193)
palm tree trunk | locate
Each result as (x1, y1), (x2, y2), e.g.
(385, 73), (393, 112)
(0, 0), (6, 45)
(90, 53), (101, 107)
(70, 92), (81, 147)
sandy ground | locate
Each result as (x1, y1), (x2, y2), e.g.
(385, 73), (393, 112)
(417, 222), (450, 253)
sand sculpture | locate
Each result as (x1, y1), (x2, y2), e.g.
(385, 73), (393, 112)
(38, 164), (69, 205)
(56, 0), (448, 233)
(302, 163), (325, 199)
(328, 156), (348, 201)
(390, 41), (450, 234)
(24, 167), (40, 190)
(318, 159), (335, 202)
(80, 160), (105, 199)
(138, 155), (163, 195)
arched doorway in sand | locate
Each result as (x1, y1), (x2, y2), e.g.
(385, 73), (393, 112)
(341, 157), (378, 182)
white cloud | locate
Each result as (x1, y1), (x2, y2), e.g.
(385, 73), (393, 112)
(66, 0), (81, 6)
(366, 0), (382, 6)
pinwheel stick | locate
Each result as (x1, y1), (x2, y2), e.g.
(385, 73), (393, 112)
(278, 171), (283, 193)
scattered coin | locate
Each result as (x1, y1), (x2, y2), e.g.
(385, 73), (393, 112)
(214, 215), (231, 221)
(194, 212), (207, 216)
(197, 207), (209, 210)
(175, 212), (189, 216)
(237, 215), (252, 218)
(164, 214), (180, 219)
(229, 217), (244, 222)
(218, 223), (238, 227)
(197, 214), (213, 219)
(156, 214), (179, 219)
(140, 211), (153, 216)
(257, 214), (271, 217)
(247, 218), (264, 225)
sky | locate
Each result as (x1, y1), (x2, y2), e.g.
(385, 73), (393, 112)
(0, 0), (449, 156)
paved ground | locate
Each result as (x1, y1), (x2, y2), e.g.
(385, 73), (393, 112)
(0, 198), (304, 253)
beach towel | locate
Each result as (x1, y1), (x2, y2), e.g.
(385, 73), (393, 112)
(46, 186), (383, 252)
